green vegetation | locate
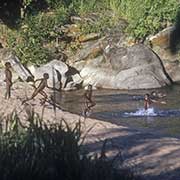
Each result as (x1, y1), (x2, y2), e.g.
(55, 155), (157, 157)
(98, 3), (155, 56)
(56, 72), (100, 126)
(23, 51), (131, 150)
(1, 0), (180, 65)
(0, 112), (137, 180)
(76, 0), (179, 40)
(6, 6), (70, 65)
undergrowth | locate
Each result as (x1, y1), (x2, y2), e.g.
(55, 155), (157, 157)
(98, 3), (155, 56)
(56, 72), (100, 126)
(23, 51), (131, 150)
(0, 111), (138, 180)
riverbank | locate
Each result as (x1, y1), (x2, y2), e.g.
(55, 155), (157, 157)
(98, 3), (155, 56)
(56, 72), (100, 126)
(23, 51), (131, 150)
(0, 82), (180, 180)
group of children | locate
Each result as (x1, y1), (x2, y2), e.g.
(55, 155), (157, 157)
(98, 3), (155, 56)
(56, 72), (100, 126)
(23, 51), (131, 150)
(4, 62), (55, 105)
(3, 62), (96, 116)
(3, 62), (166, 116)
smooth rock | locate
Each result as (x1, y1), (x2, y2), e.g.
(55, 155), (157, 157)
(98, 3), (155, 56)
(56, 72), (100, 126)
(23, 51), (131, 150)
(147, 26), (178, 62)
(148, 26), (175, 48)
(33, 60), (83, 90)
(80, 44), (171, 89)
(163, 60), (180, 82)
(147, 26), (180, 82)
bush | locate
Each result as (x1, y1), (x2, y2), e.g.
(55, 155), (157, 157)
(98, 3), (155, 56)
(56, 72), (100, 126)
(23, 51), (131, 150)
(122, 0), (179, 40)
(0, 112), (138, 180)
(7, 6), (70, 66)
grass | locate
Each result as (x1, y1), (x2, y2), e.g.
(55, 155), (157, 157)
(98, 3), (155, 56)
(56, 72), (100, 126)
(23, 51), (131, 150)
(0, 110), (138, 180)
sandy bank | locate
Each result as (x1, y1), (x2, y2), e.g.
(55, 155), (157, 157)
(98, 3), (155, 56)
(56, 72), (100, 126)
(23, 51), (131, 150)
(0, 82), (180, 180)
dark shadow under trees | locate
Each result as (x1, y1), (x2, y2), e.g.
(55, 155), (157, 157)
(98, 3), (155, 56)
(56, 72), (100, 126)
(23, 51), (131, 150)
(170, 9), (180, 54)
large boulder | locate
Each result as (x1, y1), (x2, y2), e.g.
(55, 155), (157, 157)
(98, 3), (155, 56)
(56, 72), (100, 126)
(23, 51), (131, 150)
(162, 60), (180, 82)
(32, 60), (83, 90)
(80, 44), (171, 89)
(147, 26), (176, 61)
(147, 26), (180, 82)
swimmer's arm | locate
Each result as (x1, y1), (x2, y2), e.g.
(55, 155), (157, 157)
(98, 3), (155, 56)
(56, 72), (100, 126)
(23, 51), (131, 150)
(151, 99), (166, 104)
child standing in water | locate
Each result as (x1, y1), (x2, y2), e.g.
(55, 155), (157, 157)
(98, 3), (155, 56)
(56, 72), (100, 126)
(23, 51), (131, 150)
(83, 84), (96, 117)
(144, 93), (166, 110)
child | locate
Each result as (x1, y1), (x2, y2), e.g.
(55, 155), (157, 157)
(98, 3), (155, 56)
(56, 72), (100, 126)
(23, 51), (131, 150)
(4, 62), (12, 99)
(83, 84), (96, 116)
(144, 93), (166, 110)
(150, 91), (166, 99)
(23, 73), (50, 105)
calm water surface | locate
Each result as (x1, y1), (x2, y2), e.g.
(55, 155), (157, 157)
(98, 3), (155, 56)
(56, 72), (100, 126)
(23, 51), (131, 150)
(55, 84), (180, 137)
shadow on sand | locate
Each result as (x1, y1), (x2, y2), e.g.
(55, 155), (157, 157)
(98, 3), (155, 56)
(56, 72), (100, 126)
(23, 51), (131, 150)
(83, 125), (180, 180)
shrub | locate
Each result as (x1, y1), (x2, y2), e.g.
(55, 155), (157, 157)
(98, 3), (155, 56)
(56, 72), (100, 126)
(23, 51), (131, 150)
(104, 0), (179, 40)
(0, 111), (138, 180)
(7, 6), (70, 66)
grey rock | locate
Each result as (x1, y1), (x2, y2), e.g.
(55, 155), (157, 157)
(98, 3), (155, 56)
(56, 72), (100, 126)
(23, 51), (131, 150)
(33, 60), (83, 90)
(163, 60), (180, 82)
(80, 44), (171, 89)
(147, 26), (180, 82)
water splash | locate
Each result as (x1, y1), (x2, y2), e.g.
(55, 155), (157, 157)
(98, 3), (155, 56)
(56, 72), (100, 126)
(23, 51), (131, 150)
(124, 108), (157, 117)
(93, 108), (180, 119)
(122, 108), (180, 117)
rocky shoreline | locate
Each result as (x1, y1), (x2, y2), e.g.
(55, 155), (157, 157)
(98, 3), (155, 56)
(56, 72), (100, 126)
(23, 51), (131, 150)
(1, 24), (179, 91)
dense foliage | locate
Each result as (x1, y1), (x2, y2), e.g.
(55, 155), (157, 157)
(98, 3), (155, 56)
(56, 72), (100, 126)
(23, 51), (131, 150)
(0, 112), (137, 180)
(6, 6), (70, 65)
(1, 0), (180, 65)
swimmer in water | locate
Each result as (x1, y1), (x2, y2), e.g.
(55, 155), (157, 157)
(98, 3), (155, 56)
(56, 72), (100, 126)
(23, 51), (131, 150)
(150, 91), (166, 99)
(144, 93), (166, 110)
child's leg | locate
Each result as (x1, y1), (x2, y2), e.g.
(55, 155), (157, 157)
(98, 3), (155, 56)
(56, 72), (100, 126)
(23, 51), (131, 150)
(39, 91), (48, 105)
(83, 100), (90, 117)
(5, 84), (11, 99)
(87, 99), (96, 110)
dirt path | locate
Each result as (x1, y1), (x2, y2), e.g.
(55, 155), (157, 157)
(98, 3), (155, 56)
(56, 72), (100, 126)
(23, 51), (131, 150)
(0, 82), (180, 180)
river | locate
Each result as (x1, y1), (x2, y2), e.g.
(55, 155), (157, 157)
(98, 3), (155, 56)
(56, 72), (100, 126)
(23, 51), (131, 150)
(54, 84), (180, 138)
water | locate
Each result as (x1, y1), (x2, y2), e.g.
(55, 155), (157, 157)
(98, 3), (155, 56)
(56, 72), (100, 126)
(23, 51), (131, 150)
(55, 84), (180, 137)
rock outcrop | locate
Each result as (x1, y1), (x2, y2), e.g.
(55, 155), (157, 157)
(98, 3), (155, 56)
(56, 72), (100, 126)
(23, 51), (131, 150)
(32, 60), (83, 90)
(79, 44), (171, 89)
(162, 60), (180, 82)
(147, 26), (180, 82)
